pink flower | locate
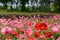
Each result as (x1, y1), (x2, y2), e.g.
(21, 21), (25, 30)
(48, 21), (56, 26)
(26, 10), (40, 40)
(16, 23), (24, 28)
(28, 37), (37, 40)
(51, 27), (58, 33)
(27, 20), (33, 27)
(8, 38), (12, 40)
(10, 20), (18, 26)
(1, 27), (12, 35)
(57, 37), (60, 40)
(45, 22), (51, 27)
(28, 38), (33, 40)
(19, 34), (26, 39)
(7, 18), (11, 25)
(0, 18), (6, 25)
(50, 36), (54, 38)
(53, 16), (58, 20)
(40, 35), (45, 39)
(24, 28), (33, 37)
(33, 38), (37, 40)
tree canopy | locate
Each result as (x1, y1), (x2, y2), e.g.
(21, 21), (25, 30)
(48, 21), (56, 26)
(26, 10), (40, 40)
(0, 0), (60, 12)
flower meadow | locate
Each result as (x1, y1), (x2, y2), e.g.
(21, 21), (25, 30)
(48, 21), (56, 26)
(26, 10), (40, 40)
(0, 15), (60, 40)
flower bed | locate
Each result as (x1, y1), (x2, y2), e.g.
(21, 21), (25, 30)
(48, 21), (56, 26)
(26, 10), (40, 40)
(0, 14), (60, 40)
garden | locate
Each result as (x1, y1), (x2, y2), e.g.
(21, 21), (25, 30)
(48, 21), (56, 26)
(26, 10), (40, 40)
(0, 14), (60, 40)
(0, 0), (60, 40)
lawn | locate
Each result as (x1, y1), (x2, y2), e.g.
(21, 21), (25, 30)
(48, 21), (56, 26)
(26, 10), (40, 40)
(0, 11), (59, 16)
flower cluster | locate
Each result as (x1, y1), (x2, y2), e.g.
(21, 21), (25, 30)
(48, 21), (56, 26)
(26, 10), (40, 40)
(0, 14), (60, 40)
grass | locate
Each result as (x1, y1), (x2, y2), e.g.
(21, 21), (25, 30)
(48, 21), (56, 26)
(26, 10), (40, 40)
(0, 10), (60, 16)
(0, 12), (60, 16)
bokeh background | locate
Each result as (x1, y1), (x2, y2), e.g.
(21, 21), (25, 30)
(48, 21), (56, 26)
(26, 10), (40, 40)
(0, 0), (60, 15)
(0, 0), (60, 12)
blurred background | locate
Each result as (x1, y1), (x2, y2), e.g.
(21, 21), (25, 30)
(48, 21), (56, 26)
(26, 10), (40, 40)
(0, 0), (60, 13)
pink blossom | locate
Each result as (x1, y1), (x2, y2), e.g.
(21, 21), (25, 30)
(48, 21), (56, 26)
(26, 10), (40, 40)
(28, 37), (37, 40)
(8, 38), (12, 40)
(40, 35), (45, 39)
(0, 18), (7, 25)
(10, 20), (18, 26)
(16, 23), (24, 28)
(1, 27), (12, 35)
(57, 37), (60, 40)
(53, 16), (58, 20)
(51, 27), (58, 33)
(19, 34), (26, 39)
(24, 28), (33, 37)
(7, 18), (11, 25)
(50, 36), (54, 38)
(27, 20), (33, 27)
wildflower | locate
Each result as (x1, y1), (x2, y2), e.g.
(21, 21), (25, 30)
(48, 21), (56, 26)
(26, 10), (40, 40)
(35, 23), (48, 30)
(51, 27), (58, 33)
(12, 31), (18, 36)
(40, 35), (45, 39)
(25, 28), (33, 37)
(1, 27), (12, 35)
(45, 32), (51, 38)
(35, 32), (40, 37)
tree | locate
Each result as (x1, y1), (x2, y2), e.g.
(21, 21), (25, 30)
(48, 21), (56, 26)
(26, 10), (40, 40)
(20, 0), (29, 11)
(0, 0), (12, 9)
(55, 0), (60, 12)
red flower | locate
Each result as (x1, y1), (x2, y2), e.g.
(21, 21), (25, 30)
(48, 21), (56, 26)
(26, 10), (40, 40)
(28, 37), (34, 40)
(35, 23), (48, 30)
(4, 35), (9, 38)
(45, 32), (51, 38)
(12, 31), (18, 36)
(35, 23), (41, 30)
(35, 32), (40, 37)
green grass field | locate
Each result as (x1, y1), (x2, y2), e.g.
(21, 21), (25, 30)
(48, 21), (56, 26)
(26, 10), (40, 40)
(0, 12), (60, 16)
(0, 9), (60, 16)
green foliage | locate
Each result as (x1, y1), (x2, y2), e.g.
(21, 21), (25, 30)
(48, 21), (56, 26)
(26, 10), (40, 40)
(7, 5), (11, 10)
(50, 3), (56, 12)
(0, 0), (60, 12)
(0, 0), (13, 9)
(46, 38), (52, 40)
(0, 0), (12, 3)
(20, 0), (29, 11)
(55, 32), (60, 39)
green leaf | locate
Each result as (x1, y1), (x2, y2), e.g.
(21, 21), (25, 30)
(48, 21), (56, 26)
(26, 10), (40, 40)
(13, 36), (17, 40)
(55, 32), (60, 39)
(46, 38), (52, 40)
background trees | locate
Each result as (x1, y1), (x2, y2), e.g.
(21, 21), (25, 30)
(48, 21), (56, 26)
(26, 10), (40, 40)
(0, 0), (12, 9)
(0, 0), (60, 12)
(20, 0), (29, 11)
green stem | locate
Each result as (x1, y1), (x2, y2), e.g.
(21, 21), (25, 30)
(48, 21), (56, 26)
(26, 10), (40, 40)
(13, 36), (17, 40)
(40, 30), (44, 35)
